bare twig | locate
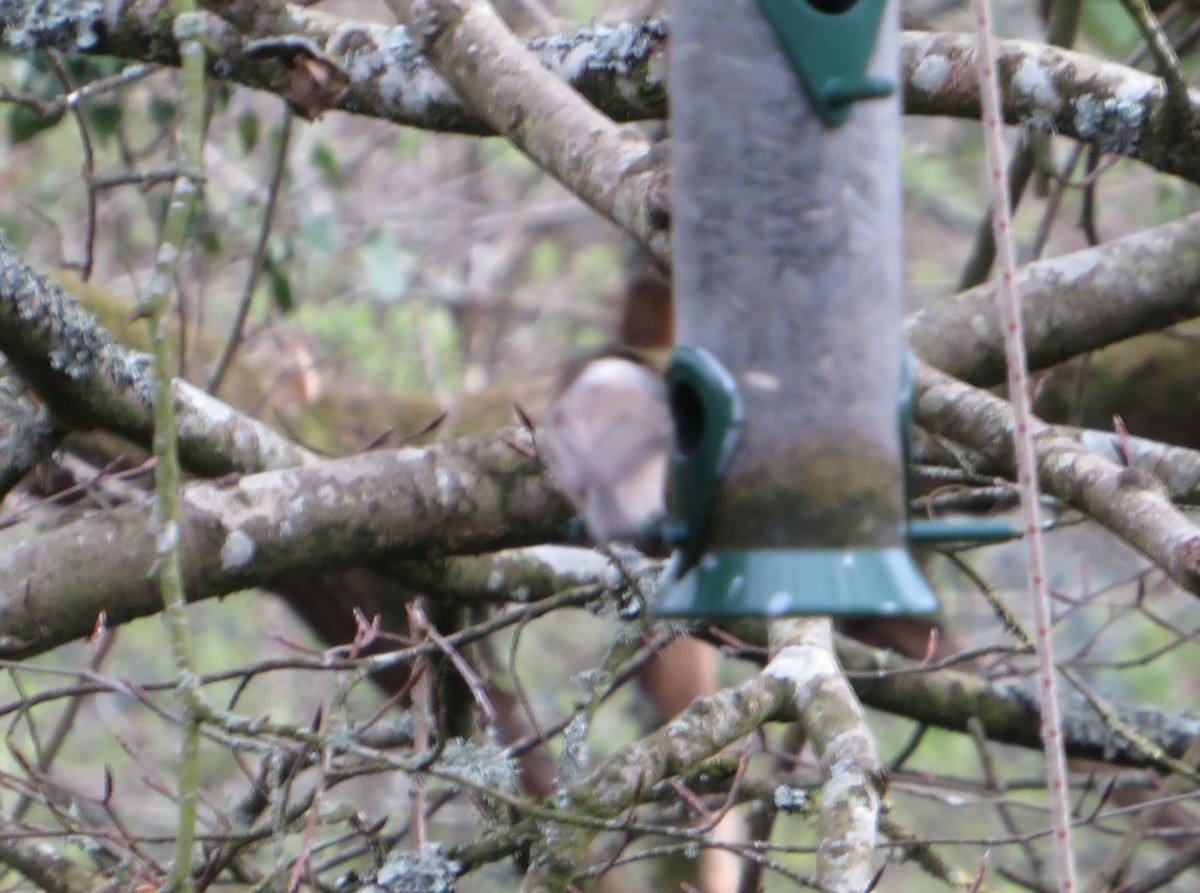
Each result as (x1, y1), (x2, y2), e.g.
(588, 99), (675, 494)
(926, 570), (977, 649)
(45, 52), (98, 281)
(207, 103), (293, 396)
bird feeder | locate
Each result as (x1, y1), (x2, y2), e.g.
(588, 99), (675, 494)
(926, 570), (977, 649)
(655, 0), (938, 617)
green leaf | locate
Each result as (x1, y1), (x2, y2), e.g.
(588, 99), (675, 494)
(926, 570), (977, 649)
(359, 229), (410, 302)
(236, 110), (259, 153)
(300, 213), (341, 256)
(149, 96), (176, 127)
(7, 105), (63, 144)
(310, 142), (343, 189)
(84, 100), (121, 143)
(263, 249), (295, 314)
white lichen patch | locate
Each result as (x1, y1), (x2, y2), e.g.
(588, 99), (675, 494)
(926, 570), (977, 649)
(1073, 93), (1144, 154)
(521, 545), (609, 581)
(560, 41), (596, 81)
(315, 483), (341, 507)
(1012, 57), (1057, 106)
(432, 461), (481, 507)
(434, 465), (458, 502)
(220, 529), (256, 570)
(376, 63), (415, 110)
(774, 784), (811, 813)
(591, 21), (652, 75)
(1078, 429), (1123, 463)
(185, 473), (284, 534)
(910, 55), (950, 94)
(1114, 73), (1156, 106)
(438, 738), (519, 793)
(337, 24), (426, 111)
(370, 843), (460, 893)
(765, 644), (838, 692)
(1040, 245), (1100, 285)
(157, 520), (179, 555)
(1, 0), (104, 51)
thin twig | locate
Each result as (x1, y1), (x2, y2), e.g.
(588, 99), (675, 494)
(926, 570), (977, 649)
(970, 0), (1079, 886)
(405, 603), (432, 852)
(139, 6), (210, 891)
(207, 103), (293, 396)
(46, 52), (98, 281)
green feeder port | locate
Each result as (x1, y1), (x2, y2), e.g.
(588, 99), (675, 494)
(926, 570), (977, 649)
(662, 345), (745, 570)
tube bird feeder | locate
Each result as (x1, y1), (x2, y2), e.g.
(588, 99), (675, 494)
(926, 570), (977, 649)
(655, 0), (940, 616)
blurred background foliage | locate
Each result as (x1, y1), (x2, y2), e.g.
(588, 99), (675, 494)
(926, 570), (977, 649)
(3, 0), (1200, 890)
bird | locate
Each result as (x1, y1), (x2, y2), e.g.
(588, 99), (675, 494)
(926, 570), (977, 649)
(536, 352), (674, 547)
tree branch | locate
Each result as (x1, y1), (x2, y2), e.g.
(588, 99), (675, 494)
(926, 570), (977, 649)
(0, 234), (315, 476)
(835, 635), (1200, 770)
(9, 6), (1200, 186)
(389, 0), (668, 262)
(520, 662), (795, 891)
(907, 210), (1200, 386)
(0, 430), (572, 658)
(913, 359), (1200, 597)
(767, 618), (883, 893)
(0, 823), (96, 893)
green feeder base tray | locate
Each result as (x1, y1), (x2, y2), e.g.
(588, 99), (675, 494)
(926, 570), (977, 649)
(654, 547), (940, 617)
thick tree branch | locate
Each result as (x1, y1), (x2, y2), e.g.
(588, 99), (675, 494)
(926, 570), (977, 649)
(907, 210), (1200, 386)
(913, 359), (1200, 596)
(0, 429), (572, 658)
(8, 6), (1200, 186)
(390, 0), (669, 263)
(767, 619), (883, 893)
(102, 3), (668, 135)
(916, 424), (1200, 506)
(902, 30), (1200, 183)
(0, 235), (315, 476)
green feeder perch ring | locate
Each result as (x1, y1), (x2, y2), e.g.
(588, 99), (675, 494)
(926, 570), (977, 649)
(656, 548), (940, 617)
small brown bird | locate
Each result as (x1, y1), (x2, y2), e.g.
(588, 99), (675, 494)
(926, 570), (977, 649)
(537, 354), (673, 545)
